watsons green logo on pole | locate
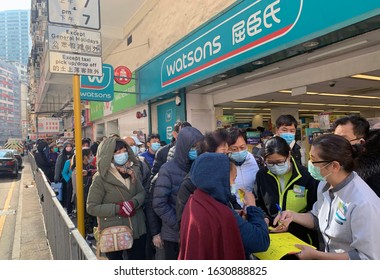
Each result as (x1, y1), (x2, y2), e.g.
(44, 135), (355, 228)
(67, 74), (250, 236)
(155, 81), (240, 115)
(160, 0), (302, 88)
(80, 64), (114, 102)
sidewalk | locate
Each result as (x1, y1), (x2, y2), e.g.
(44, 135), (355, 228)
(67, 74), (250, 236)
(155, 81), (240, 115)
(12, 157), (53, 260)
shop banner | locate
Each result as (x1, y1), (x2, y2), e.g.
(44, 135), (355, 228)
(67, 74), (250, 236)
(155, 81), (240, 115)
(138, 0), (380, 101)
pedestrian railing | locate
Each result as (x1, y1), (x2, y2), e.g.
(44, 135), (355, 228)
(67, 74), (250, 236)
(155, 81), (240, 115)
(28, 154), (96, 260)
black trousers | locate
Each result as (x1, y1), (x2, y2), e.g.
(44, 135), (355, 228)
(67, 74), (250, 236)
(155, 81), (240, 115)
(163, 240), (179, 260)
(105, 234), (147, 260)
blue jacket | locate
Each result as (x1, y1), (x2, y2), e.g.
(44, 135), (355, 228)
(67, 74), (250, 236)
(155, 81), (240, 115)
(152, 127), (204, 242)
(190, 153), (270, 257)
(61, 159), (73, 183)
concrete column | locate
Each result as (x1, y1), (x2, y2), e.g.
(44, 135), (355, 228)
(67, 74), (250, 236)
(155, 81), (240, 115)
(252, 115), (263, 128)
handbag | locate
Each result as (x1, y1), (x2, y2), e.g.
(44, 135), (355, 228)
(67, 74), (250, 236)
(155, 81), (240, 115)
(98, 187), (134, 253)
(98, 219), (133, 253)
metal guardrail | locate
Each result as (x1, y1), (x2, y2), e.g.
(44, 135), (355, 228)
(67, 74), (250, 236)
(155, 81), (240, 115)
(28, 153), (97, 260)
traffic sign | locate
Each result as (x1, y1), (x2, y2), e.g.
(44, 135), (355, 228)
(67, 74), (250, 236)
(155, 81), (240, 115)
(49, 51), (103, 76)
(48, 25), (101, 55)
(80, 64), (114, 102)
(114, 66), (132, 85)
(48, 0), (101, 30)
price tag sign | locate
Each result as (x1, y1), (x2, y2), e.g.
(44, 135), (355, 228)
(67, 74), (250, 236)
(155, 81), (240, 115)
(48, 0), (101, 30)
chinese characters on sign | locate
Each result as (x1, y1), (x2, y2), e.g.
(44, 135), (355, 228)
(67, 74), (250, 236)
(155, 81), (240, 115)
(38, 118), (61, 133)
(48, 0), (101, 30)
(48, 25), (101, 55)
(232, 0), (281, 45)
(49, 51), (102, 76)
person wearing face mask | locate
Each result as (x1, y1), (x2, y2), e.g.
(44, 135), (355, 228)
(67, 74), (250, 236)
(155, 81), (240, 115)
(140, 133), (161, 168)
(86, 137), (147, 260)
(332, 115), (380, 197)
(35, 139), (55, 183)
(275, 114), (302, 166)
(226, 127), (259, 209)
(178, 153), (269, 260)
(54, 141), (74, 207)
(176, 127), (228, 225)
(252, 130), (274, 168)
(274, 134), (380, 260)
(152, 126), (204, 260)
(70, 148), (97, 239)
(254, 136), (319, 249)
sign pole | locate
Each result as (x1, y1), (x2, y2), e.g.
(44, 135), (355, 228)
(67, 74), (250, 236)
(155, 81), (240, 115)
(73, 74), (85, 236)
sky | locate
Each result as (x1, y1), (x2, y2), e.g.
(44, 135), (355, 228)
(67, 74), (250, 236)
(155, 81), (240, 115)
(0, 0), (31, 11)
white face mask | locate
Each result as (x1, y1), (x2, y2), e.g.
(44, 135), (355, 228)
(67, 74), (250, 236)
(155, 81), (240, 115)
(139, 147), (146, 153)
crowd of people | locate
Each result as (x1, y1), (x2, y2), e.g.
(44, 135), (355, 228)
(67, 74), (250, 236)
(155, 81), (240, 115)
(32, 114), (380, 260)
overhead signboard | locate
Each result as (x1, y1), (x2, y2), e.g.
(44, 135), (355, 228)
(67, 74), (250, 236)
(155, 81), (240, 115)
(80, 64), (114, 102)
(48, 25), (101, 55)
(49, 51), (103, 76)
(48, 0), (101, 30)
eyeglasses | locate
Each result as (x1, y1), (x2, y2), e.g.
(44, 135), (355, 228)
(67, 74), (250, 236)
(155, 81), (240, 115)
(265, 159), (288, 167)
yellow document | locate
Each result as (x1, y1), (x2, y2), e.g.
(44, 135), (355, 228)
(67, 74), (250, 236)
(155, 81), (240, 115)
(253, 232), (316, 260)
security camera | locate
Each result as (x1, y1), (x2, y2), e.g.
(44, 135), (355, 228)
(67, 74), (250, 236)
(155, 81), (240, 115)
(329, 81), (336, 87)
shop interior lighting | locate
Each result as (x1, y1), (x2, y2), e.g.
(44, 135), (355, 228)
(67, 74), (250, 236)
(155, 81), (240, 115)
(233, 100), (268, 103)
(307, 40), (368, 61)
(351, 74), (380, 81)
(269, 101), (299, 105)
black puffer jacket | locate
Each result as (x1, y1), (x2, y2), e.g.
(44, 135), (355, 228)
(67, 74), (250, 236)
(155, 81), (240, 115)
(34, 141), (54, 182)
(152, 127), (204, 243)
(356, 153), (380, 198)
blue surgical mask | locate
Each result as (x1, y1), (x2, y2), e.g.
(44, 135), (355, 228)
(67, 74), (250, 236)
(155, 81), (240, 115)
(230, 149), (248, 163)
(114, 152), (129, 166)
(188, 149), (198, 160)
(151, 142), (161, 152)
(130, 145), (139, 155)
(308, 160), (331, 181)
(267, 161), (290, 175)
(280, 133), (295, 145)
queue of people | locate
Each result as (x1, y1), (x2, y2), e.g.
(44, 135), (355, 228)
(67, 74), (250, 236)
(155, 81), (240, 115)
(33, 114), (380, 260)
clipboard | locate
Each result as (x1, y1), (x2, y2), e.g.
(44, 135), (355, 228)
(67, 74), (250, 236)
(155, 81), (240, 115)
(253, 232), (316, 260)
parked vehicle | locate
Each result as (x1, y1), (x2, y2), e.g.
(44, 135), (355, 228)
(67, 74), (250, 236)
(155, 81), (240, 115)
(0, 149), (19, 178)
(3, 149), (23, 169)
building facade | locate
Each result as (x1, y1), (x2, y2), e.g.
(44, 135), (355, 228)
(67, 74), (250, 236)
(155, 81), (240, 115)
(0, 60), (22, 145)
(0, 10), (30, 65)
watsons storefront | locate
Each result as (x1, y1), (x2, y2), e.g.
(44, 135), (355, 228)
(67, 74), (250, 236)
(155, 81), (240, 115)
(136, 0), (380, 134)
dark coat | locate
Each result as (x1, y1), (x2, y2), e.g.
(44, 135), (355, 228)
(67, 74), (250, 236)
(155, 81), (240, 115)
(150, 141), (175, 179)
(152, 127), (204, 243)
(34, 141), (54, 182)
(254, 157), (319, 247)
(356, 153), (380, 198)
(291, 142), (302, 166)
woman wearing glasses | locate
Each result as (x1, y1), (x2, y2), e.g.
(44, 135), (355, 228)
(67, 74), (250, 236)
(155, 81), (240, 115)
(254, 136), (320, 248)
(274, 134), (380, 260)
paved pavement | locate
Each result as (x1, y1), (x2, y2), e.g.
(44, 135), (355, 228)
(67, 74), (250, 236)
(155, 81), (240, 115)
(11, 156), (52, 260)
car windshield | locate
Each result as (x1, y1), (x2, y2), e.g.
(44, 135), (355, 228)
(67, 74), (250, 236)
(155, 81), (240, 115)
(0, 150), (13, 158)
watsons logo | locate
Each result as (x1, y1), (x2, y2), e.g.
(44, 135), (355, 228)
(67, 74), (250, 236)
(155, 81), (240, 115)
(164, 36), (221, 79)
(160, 0), (303, 88)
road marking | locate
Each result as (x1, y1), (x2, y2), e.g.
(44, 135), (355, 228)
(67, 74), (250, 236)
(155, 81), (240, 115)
(0, 180), (16, 237)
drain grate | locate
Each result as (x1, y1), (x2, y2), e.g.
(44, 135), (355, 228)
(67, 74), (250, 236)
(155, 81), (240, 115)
(0, 209), (16, 216)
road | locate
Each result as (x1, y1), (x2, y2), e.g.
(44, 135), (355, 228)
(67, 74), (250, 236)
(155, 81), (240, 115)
(0, 170), (21, 260)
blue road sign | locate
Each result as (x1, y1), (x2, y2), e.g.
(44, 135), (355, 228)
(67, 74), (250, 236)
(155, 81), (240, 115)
(80, 64), (114, 102)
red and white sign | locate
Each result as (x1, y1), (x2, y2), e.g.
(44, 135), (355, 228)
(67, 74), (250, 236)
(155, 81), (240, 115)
(114, 66), (132, 85)
(38, 117), (61, 133)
